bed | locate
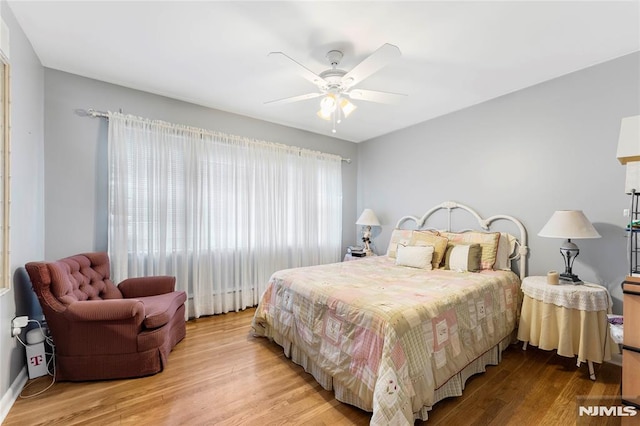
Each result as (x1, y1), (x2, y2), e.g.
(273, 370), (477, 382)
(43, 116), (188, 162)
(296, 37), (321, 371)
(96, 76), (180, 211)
(251, 201), (528, 425)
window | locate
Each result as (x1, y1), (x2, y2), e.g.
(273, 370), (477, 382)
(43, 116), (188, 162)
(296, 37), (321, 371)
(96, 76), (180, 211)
(107, 113), (343, 315)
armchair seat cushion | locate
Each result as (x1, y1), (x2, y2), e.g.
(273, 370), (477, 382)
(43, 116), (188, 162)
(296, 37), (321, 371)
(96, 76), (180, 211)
(139, 291), (187, 329)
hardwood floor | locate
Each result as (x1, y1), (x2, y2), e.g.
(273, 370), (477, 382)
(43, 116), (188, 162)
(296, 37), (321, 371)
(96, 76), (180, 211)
(4, 308), (622, 425)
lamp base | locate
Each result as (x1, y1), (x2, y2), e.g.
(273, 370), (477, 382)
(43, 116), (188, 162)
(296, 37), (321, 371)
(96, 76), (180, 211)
(560, 272), (583, 284)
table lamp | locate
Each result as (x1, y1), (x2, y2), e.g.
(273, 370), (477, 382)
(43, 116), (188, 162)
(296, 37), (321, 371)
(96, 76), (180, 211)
(538, 210), (601, 283)
(616, 115), (640, 194)
(356, 209), (380, 256)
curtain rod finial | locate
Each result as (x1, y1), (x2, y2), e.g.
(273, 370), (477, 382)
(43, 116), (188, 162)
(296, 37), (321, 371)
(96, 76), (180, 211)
(83, 108), (109, 118)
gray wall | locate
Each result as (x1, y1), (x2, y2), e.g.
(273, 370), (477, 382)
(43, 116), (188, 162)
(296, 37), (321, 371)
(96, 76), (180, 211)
(0, 1), (45, 417)
(358, 52), (640, 314)
(43, 69), (359, 261)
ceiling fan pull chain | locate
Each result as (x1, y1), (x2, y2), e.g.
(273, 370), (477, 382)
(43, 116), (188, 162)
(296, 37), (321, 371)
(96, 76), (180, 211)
(332, 109), (337, 133)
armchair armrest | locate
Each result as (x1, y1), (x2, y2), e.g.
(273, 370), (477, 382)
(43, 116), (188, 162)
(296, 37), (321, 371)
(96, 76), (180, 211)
(64, 299), (145, 324)
(118, 276), (176, 298)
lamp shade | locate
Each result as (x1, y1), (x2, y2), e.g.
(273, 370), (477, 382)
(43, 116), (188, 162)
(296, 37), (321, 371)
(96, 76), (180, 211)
(339, 98), (357, 118)
(538, 210), (601, 239)
(356, 209), (380, 227)
(616, 115), (640, 165)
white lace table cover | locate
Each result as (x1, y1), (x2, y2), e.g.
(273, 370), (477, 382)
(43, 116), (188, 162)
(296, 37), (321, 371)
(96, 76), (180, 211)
(521, 276), (610, 312)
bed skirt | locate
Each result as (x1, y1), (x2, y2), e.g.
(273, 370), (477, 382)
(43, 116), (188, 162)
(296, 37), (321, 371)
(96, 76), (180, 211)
(270, 329), (513, 422)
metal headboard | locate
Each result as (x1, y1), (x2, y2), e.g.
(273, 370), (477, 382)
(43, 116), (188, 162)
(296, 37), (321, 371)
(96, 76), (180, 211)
(395, 201), (529, 279)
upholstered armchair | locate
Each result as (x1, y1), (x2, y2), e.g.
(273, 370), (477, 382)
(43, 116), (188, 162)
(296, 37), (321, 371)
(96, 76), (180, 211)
(25, 252), (186, 381)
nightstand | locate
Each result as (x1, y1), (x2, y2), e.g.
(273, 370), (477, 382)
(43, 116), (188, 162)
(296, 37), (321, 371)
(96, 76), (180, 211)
(516, 276), (613, 380)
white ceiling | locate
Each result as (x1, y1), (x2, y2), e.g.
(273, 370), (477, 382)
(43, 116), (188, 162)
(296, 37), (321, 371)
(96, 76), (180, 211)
(8, 1), (640, 143)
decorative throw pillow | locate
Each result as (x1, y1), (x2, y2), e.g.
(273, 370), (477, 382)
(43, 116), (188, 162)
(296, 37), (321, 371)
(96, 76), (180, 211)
(386, 229), (414, 258)
(443, 243), (482, 272)
(440, 231), (500, 270)
(409, 230), (448, 268)
(396, 245), (435, 270)
(494, 233), (518, 271)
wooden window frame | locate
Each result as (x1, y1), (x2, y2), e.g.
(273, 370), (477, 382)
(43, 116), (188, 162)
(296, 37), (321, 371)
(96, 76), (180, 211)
(0, 50), (10, 292)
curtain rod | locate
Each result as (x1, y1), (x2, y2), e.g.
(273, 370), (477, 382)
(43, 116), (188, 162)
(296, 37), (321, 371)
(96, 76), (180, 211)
(87, 108), (109, 119)
(86, 108), (352, 164)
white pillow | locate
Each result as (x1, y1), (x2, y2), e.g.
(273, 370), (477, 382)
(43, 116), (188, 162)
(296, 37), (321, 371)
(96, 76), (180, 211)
(396, 245), (434, 270)
(494, 233), (518, 270)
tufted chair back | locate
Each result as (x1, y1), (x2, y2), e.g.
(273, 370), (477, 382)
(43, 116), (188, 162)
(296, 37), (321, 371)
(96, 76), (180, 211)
(51, 252), (122, 302)
(29, 252), (123, 313)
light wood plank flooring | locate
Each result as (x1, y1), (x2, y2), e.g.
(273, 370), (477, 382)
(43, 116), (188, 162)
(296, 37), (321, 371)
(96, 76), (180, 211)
(4, 308), (622, 425)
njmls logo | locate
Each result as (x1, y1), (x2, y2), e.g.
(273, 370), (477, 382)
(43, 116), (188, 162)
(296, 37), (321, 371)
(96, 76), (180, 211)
(578, 406), (638, 417)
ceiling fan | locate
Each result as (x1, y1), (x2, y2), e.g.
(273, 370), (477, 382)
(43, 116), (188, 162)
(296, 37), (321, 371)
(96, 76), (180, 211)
(265, 43), (406, 133)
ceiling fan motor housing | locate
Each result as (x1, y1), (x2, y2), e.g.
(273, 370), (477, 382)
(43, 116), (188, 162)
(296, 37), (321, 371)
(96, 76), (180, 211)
(319, 69), (348, 93)
(320, 50), (351, 93)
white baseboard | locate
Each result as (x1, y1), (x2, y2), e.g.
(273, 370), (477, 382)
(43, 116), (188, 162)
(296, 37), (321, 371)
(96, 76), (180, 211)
(0, 366), (27, 424)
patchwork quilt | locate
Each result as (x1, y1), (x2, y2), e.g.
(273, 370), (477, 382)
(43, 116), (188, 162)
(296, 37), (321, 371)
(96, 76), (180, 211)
(252, 256), (520, 425)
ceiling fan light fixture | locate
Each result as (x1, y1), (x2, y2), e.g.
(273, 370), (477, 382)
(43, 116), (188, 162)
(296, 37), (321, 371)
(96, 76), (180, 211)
(317, 109), (332, 121)
(318, 95), (356, 125)
(339, 98), (357, 118)
(320, 95), (337, 114)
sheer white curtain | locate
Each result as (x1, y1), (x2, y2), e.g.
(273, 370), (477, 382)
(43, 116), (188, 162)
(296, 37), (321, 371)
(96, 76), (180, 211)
(107, 112), (342, 317)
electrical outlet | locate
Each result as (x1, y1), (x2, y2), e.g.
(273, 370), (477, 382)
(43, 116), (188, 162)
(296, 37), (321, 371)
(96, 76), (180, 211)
(11, 316), (29, 338)
(12, 316), (28, 328)
(624, 209), (630, 217)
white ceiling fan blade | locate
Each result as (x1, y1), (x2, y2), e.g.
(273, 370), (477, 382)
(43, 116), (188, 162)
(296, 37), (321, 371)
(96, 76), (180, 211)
(341, 43), (401, 89)
(264, 92), (323, 105)
(268, 52), (327, 88)
(347, 89), (407, 104)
